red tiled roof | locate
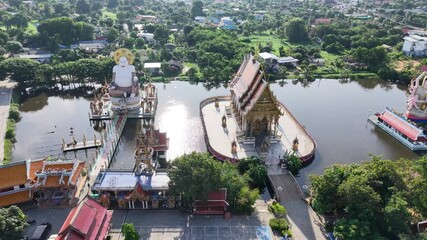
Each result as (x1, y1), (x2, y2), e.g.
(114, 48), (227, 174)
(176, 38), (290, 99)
(314, 18), (332, 25)
(57, 198), (113, 240)
(378, 110), (422, 141)
(146, 129), (169, 151)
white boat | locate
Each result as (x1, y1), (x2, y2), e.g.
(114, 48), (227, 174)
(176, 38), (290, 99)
(368, 108), (427, 151)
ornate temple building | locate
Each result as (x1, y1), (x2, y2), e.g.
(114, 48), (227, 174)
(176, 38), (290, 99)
(34, 159), (85, 206)
(229, 54), (282, 144)
(92, 127), (170, 209)
(0, 158), (44, 207)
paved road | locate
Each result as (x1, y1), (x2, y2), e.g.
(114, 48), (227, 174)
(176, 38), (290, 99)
(0, 79), (17, 164)
(269, 173), (326, 240)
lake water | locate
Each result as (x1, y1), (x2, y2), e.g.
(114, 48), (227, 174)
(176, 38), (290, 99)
(13, 79), (419, 185)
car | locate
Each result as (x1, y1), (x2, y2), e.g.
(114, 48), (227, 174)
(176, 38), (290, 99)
(30, 222), (52, 240)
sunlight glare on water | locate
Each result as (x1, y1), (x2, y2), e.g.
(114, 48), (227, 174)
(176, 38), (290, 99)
(157, 101), (204, 160)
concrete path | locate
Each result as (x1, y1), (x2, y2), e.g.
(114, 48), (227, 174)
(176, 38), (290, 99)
(269, 173), (325, 240)
(0, 79), (17, 164)
(109, 200), (278, 240)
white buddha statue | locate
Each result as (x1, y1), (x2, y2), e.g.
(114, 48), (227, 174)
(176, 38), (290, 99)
(109, 49), (139, 98)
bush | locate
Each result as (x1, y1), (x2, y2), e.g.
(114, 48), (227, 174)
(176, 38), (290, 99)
(121, 223), (139, 240)
(9, 104), (20, 122)
(269, 217), (289, 232)
(282, 229), (293, 237)
(5, 119), (15, 140)
(269, 202), (287, 217)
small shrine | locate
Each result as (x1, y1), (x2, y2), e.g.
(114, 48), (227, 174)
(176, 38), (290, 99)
(91, 123), (171, 209)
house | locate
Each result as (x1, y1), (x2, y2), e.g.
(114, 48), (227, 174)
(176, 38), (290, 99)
(167, 59), (183, 71)
(137, 33), (155, 44)
(278, 57), (299, 67)
(18, 54), (53, 64)
(402, 34), (427, 57)
(193, 188), (229, 215)
(314, 18), (332, 25)
(57, 197), (113, 240)
(218, 17), (237, 30)
(165, 43), (176, 51)
(33, 159), (85, 206)
(309, 58), (325, 66)
(259, 52), (278, 64)
(194, 16), (207, 23)
(135, 15), (158, 23)
(144, 62), (162, 74)
(0, 158), (45, 208)
(77, 40), (108, 53)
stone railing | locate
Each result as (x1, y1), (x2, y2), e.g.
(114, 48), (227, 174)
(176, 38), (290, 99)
(200, 96), (239, 163)
(278, 102), (317, 167)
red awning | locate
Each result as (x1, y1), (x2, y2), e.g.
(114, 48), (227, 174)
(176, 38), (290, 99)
(378, 110), (422, 141)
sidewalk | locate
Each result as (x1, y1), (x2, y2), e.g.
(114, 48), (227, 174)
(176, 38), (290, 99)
(0, 78), (17, 164)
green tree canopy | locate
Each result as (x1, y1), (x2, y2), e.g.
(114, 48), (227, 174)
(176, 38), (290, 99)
(310, 156), (427, 239)
(0, 58), (40, 87)
(0, 205), (28, 240)
(168, 152), (223, 202)
(285, 18), (309, 43)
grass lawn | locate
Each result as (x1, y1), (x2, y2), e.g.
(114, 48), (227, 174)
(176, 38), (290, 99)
(241, 33), (322, 56)
(102, 8), (117, 20)
(240, 34), (284, 55)
(182, 62), (202, 78)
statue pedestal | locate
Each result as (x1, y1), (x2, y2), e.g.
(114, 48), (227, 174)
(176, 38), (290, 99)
(110, 96), (141, 112)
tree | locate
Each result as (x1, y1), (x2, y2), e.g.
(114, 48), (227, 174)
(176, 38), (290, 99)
(107, 0), (119, 9)
(168, 152), (222, 203)
(75, 0), (91, 14)
(121, 223), (139, 240)
(0, 205), (28, 240)
(5, 40), (22, 53)
(0, 58), (40, 87)
(235, 186), (259, 214)
(287, 154), (302, 175)
(154, 25), (171, 46)
(285, 18), (309, 43)
(191, 1), (204, 18)
(8, 13), (28, 28)
(107, 28), (119, 43)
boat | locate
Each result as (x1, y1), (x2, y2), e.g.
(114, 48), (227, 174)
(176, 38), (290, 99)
(368, 108), (427, 151)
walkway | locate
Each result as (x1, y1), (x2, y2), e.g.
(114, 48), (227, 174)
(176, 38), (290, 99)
(0, 79), (17, 164)
(81, 114), (127, 200)
(269, 171), (325, 240)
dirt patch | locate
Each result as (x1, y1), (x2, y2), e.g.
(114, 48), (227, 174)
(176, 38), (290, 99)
(395, 60), (419, 71)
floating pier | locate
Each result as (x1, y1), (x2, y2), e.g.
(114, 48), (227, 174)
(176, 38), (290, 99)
(62, 135), (103, 152)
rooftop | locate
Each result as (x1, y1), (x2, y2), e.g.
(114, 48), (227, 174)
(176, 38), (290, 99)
(92, 170), (169, 191)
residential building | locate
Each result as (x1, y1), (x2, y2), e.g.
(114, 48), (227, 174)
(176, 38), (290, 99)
(144, 62), (162, 74)
(402, 34), (427, 57)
